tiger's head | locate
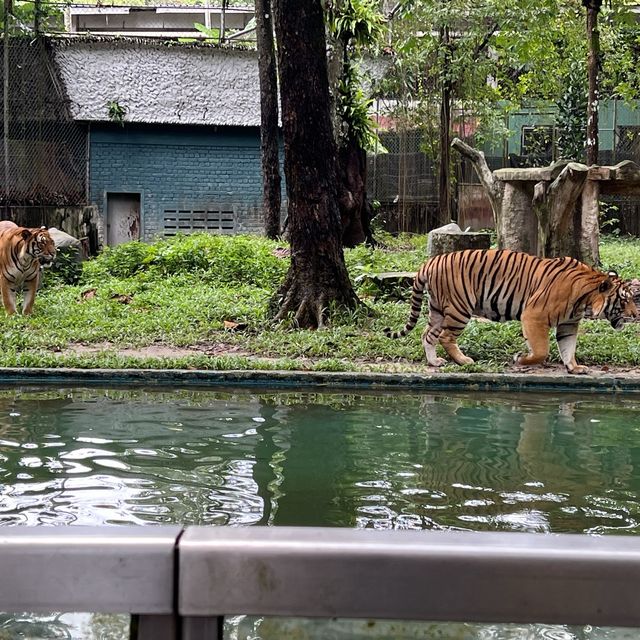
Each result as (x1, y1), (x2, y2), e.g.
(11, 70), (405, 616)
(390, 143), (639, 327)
(590, 271), (638, 331)
(21, 226), (56, 266)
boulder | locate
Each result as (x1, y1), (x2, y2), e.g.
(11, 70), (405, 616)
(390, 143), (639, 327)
(428, 223), (491, 257)
(48, 227), (82, 251)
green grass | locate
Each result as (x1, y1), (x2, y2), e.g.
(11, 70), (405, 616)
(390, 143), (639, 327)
(4, 231), (640, 373)
(599, 235), (640, 279)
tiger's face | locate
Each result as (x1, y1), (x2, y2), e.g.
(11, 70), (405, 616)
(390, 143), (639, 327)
(24, 227), (56, 266)
(592, 273), (638, 331)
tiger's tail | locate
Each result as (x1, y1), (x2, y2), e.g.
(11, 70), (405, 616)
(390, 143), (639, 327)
(384, 271), (428, 339)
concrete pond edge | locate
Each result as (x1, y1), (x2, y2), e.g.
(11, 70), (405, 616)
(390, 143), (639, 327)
(0, 367), (638, 393)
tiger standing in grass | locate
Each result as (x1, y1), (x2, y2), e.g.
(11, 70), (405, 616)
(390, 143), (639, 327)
(384, 248), (638, 374)
(0, 221), (56, 316)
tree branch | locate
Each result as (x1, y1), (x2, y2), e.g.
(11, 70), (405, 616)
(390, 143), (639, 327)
(472, 22), (499, 61)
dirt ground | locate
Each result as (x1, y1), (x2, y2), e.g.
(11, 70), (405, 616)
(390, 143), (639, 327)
(59, 341), (640, 379)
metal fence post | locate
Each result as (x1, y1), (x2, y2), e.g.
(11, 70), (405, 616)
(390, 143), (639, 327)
(181, 616), (224, 640)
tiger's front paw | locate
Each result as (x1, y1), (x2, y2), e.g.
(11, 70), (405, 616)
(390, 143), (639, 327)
(567, 364), (589, 375)
(513, 353), (546, 367)
(428, 357), (447, 368)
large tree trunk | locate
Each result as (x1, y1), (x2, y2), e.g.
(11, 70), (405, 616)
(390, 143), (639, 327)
(330, 32), (374, 248)
(338, 139), (375, 247)
(255, 0), (282, 239)
(438, 26), (453, 226)
(584, 0), (601, 167)
(271, 0), (358, 328)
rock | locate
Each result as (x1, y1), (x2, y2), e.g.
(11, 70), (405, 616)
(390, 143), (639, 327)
(427, 223), (462, 255)
(428, 225), (492, 257)
(355, 271), (417, 301)
(48, 227), (82, 250)
(45, 228), (85, 285)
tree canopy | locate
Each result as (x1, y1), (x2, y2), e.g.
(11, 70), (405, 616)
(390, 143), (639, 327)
(382, 0), (640, 161)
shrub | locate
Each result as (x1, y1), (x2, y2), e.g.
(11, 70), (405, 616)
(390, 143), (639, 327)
(83, 241), (156, 280)
(42, 248), (84, 286)
(81, 234), (289, 288)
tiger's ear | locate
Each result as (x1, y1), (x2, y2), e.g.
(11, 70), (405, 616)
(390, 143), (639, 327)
(20, 229), (31, 241)
(40, 225), (48, 230)
(599, 278), (613, 293)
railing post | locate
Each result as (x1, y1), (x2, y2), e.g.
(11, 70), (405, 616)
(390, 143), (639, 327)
(181, 616), (224, 640)
(132, 614), (179, 640)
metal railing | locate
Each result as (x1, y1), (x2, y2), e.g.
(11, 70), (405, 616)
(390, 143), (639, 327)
(2, 526), (640, 639)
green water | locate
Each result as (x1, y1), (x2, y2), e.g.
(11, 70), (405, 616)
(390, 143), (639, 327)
(2, 386), (640, 638)
(1, 387), (640, 533)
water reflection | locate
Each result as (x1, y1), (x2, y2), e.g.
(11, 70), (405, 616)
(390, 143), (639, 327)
(0, 388), (640, 533)
(0, 611), (129, 639)
(229, 616), (640, 640)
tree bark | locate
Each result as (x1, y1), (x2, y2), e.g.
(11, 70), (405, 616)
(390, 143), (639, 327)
(271, 0), (358, 328)
(338, 140), (374, 247)
(580, 179), (600, 265)
(255, 0), (282, 239)
(438, 26), (453, 226)
(532, 162), (589, 258)
(451, 137), (504, 232)
(584, 0), (601, 167)
(329, 24), (374, 248)
(3, 0), (11, 216)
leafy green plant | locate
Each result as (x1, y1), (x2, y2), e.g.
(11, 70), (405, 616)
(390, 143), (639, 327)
(556, 58), (587, 161)
(42, 249), (83, 286)
(107, 100), (127, 126)
(82, 234), (289, 289)
(83, 241), (156, 281)
(193, 22), (221, 41)
(599, 200), (621, 236)
(327, 0), (386, 47)
(327, 0), (386, 151)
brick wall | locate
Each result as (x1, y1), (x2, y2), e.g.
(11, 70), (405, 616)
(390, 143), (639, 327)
(90, 123), (271, 243)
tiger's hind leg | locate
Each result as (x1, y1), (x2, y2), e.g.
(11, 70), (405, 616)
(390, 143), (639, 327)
(439, 326), (474, 366)
(421, 303), (447, 367)
(556, 320), (588, 374)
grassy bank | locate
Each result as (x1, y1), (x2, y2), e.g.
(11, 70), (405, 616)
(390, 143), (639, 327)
(2, 233), (639, 373)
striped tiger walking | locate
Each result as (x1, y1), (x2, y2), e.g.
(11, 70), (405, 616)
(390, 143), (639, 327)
(384, 248), (637, 374)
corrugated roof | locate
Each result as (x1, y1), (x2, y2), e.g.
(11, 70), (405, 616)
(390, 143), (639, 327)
(52, 38), (260, 126)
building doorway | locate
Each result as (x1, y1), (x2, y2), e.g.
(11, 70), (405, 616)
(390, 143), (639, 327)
(106, 193), (141, 245)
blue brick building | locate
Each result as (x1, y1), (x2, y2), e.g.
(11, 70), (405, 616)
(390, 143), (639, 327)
(52, 38), (274, 245)
(89, 124), (265, 243)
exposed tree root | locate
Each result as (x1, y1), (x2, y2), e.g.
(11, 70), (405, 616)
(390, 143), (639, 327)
(271, 274), (359, 329)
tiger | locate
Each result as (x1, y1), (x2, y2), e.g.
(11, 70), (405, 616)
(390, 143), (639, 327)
(384, 248), (638, 374)
(0, 221), (56, 316)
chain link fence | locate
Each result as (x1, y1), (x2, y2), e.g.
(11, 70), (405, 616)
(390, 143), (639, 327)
(368, 104), (640, 236)
(1, 36), (87, 208)
(368, 127), (439, 233)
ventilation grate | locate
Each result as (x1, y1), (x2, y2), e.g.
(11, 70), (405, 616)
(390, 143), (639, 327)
(163, 207), (236, 235)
